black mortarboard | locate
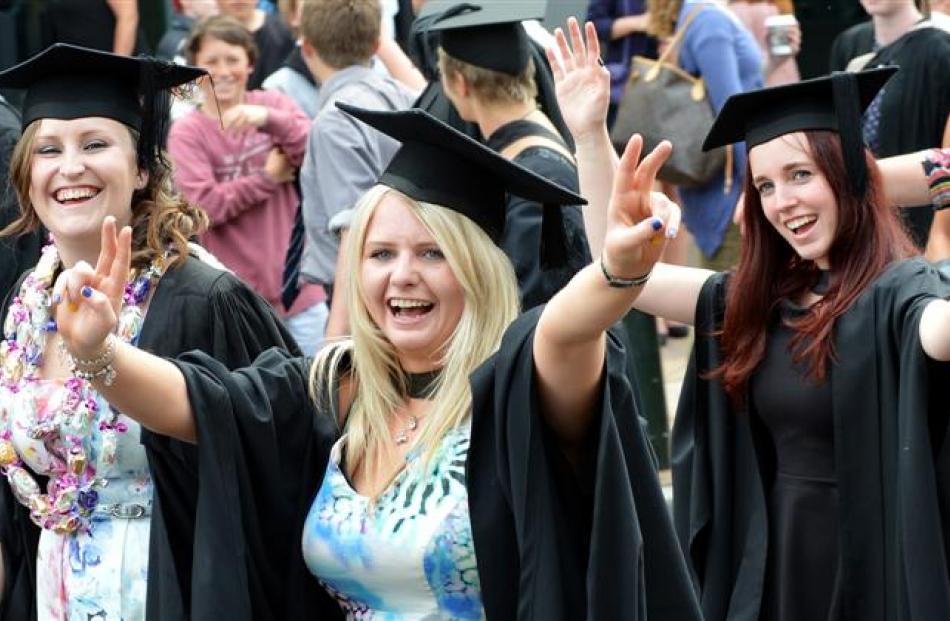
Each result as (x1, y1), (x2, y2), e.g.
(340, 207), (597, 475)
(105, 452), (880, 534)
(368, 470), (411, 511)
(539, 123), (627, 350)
(703, 67), (897, 198)
(426, 1), (546, 76)
(0, 43), (206, 176)
(336, 102), (585, 268)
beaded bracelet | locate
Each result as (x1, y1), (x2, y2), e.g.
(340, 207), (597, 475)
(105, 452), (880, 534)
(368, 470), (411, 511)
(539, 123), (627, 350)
(600, 255), (652, 288)
(923, 148), (950, 211)
(59, 335), (118, 386)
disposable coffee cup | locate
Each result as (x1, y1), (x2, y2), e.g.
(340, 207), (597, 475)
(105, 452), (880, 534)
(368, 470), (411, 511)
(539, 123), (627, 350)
(764, 14), (797, 57)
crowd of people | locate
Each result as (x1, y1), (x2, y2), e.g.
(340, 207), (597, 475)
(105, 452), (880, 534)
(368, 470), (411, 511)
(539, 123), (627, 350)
(0, 1), (948, 620)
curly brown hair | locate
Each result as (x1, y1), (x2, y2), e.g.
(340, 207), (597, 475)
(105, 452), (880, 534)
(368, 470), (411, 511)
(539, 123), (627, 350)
(2, 122), (209, 271)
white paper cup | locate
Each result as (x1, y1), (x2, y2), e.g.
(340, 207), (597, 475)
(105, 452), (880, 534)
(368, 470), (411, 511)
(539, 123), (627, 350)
(764, 14), (798, 57)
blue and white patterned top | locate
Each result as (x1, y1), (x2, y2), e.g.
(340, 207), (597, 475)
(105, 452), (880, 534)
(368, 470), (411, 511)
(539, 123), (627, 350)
(302, 424), (484, 620)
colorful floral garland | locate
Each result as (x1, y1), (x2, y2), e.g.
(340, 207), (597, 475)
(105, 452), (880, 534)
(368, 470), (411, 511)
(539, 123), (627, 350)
(0, 244), (163, 534)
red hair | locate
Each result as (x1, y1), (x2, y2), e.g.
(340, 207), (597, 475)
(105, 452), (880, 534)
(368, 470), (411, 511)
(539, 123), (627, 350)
(712, 130), (917, 403)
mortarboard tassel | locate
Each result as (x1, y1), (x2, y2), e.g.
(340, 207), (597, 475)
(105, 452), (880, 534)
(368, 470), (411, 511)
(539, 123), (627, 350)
(831, 72), (870, 201)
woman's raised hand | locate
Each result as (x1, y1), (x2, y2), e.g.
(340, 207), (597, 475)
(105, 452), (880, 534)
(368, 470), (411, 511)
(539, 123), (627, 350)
(52, 217), (131, 359)
(603, 135), (680, 279)
(546, 18), (611, 141)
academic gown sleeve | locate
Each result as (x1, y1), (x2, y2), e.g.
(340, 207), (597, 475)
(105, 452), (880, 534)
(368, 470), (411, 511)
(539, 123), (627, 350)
(170, 347), (342, 621)
(467, 307), (703, 620)
(132, 259), (303, 621)
(669, 272), (770, 621)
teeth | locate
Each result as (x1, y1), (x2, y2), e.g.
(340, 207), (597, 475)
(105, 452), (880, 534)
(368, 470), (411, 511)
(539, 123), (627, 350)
(786, 215), (817, 232)
(389, 299), (432, 309)
(55, 187), (98, 202)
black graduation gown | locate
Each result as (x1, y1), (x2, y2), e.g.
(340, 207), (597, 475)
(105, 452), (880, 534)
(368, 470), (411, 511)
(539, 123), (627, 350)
(0, 98), (43, 302)
(0, 256), (300, 621)
(866, 27), (950, 247)
(672, 259), (950, 621)
(173, 307), (703, 620)
(486, 120), (592, 310)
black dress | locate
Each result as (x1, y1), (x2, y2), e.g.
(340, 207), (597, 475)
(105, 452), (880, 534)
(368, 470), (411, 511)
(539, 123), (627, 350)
(672, 260), (950, 621)
(751, 297), (839, 620)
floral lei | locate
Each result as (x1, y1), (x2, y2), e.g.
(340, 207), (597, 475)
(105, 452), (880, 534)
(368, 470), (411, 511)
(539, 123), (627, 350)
(0, 243), (163, 534)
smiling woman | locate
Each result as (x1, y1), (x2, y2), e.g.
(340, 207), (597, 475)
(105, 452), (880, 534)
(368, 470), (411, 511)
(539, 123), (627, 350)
(0, 44), (300, 621)
(39, 101), (702, 620)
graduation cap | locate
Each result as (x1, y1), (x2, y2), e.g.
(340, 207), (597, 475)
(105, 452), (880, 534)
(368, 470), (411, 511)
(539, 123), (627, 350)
(0, 43), (206, 177)
(703, 67), (897, 199)
(336, 102), (585, 268)
(426, 1), (546, 76)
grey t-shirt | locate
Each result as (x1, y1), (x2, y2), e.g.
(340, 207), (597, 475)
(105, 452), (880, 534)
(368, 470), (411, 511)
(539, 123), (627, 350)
(299, 65), (418, 285)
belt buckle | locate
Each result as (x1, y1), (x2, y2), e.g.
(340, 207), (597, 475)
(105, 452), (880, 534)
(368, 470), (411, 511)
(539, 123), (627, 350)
(110, 503), (146, 519)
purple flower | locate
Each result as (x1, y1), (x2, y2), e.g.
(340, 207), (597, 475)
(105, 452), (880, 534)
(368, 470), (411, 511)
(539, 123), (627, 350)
(77, 489), (99, 511)
(130, 278), (150, 304)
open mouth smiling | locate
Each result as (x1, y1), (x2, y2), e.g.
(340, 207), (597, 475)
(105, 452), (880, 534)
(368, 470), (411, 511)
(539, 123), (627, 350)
(388, 298), (434, 318)
(54, 186), (101, 205)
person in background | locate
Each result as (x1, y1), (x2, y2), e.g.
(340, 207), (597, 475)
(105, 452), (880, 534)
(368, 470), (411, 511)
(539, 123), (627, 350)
(0, 43), (299, 621)
(155, 0), (219, 62)
(216, 0), (296, 88)
(297, 0), (418, 340)
(646, 0), (763, 271)
(261, 0), (321, 119)
(42, 0), (142, 56)
(433, 3), (592, 310)
(587, 0), (658, 125)
(168, 16), (326, 353)
(830, 0), (950, 257)
(729, 0), (801, 85)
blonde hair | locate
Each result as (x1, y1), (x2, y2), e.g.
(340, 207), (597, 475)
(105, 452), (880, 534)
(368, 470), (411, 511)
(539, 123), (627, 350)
(3, 121), (208, 271)
(309, 185), (520, 474)
(648, 0), (683, 38)
(438, 49), (538, 105)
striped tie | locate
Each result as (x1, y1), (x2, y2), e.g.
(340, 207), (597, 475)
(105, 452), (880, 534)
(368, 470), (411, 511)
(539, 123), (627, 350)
(281, 202), (305, 311)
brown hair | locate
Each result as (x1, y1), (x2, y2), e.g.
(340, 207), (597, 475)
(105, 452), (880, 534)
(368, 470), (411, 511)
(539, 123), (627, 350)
(712, 130), (917, 403)
(299, 0), (380, 69)
(2, 122), (209, 271)
(437, 49), (538, 105)
(647, 0), (683, 39)
(185, 14), (259, 66)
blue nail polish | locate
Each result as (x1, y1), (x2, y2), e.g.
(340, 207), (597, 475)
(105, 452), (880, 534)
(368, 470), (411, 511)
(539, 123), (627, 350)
(651, 218), (663, 231)
(81, 286), (93, 298)
(51, 293), (62, 305)
(667, 226), (679, 239)
(45, 320), (57, 333)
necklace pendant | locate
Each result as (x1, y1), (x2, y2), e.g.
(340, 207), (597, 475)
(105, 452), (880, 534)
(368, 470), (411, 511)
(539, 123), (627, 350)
(395, 431), (409, 445)
(406, 415), (417, 431)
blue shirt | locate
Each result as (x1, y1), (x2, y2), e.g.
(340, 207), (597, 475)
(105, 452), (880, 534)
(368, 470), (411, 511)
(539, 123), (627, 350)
(676, 1), (762, 257)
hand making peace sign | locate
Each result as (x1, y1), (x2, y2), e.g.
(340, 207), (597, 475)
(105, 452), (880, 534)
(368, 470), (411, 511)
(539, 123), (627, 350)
(52, 217), (132, 360)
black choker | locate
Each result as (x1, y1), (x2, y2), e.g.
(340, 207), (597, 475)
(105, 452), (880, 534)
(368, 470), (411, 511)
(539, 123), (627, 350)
(404, 369), (443, 400)
(812, 270), (832, 295)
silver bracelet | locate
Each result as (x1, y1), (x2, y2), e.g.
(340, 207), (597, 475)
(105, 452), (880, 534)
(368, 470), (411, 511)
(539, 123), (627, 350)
(60, 335), (118, 386)
(600, 256), (651, 288)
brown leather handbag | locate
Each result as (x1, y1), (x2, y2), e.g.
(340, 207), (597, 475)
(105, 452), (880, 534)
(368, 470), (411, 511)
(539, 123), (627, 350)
(610, 8), (733, 191)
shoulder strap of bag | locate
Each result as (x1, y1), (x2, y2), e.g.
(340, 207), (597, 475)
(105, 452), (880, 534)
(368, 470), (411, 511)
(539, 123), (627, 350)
(656, 6), (707, 67)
